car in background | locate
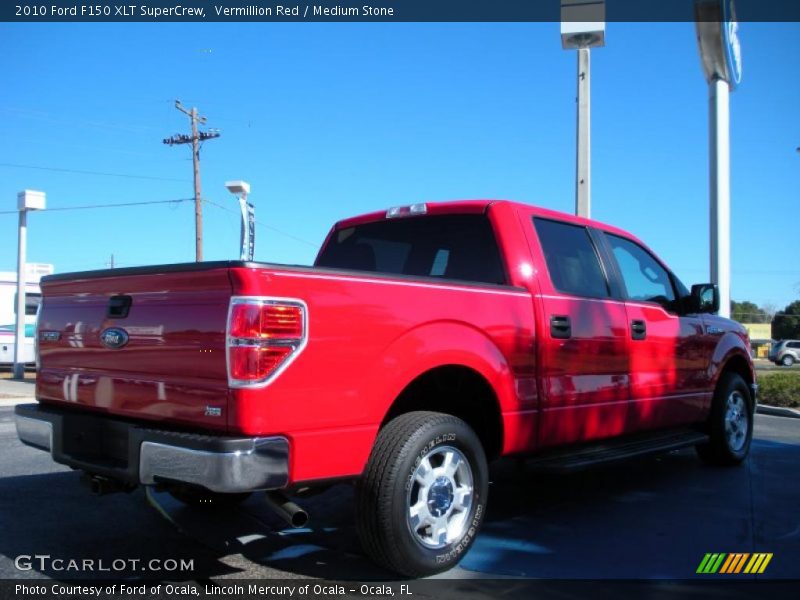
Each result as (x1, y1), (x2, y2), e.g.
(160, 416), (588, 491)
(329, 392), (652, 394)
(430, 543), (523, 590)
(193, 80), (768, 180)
(769, 340), (800, 367)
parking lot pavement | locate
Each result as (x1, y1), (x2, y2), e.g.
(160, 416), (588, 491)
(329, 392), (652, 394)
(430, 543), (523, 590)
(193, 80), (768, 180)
(0, 378), (35, 405)
(1, 407), (798, 581)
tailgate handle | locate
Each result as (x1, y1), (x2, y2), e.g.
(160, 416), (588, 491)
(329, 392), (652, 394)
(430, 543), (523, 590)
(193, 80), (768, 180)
(107, 295), (132, 319)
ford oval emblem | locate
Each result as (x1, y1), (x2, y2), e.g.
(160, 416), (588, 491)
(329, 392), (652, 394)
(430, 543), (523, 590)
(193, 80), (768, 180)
(100, 327), (129, 349)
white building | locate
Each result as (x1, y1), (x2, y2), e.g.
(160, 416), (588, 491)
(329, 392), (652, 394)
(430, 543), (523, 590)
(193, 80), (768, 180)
(0, 263), (53, 364)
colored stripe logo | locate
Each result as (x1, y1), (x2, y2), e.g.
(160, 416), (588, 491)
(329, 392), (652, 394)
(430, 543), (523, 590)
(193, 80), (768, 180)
(697, 553), (772, 574)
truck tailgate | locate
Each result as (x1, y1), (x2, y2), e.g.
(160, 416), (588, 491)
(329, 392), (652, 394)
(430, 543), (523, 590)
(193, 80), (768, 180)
(36, 266), (232, 431)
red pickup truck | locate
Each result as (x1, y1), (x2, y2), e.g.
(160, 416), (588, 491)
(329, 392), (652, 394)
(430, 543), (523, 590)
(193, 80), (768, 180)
(16, 200), (756, 576)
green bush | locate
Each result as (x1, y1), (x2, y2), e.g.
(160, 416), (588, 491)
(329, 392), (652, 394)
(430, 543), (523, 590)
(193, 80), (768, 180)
(758, 372), (800, 408)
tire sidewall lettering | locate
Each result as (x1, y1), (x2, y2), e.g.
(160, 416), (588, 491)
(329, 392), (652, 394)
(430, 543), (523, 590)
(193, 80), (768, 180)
(434, 503), (483, 564)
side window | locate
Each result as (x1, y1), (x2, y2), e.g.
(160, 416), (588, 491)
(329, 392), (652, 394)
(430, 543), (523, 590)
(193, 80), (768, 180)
(605, 234), (676, 310)
(533, 218), (609, 298)
(788, 342), (800, 349)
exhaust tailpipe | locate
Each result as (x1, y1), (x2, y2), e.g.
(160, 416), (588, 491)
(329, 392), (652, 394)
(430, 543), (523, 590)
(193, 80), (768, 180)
(265, 491), (309, 528)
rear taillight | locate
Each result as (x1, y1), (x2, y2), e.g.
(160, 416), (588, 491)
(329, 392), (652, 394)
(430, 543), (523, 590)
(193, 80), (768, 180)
(227, 297), (307, 387)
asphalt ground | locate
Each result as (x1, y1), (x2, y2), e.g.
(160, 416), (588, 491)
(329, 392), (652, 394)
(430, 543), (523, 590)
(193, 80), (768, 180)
(1, 404), (798, 582)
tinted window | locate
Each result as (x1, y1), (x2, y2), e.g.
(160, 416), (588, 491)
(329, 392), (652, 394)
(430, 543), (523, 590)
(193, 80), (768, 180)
(605, 234), (676, 310)
(533, 218), (609, 298)
(315, 214), (507, 285)
(788, 342), (800, 349)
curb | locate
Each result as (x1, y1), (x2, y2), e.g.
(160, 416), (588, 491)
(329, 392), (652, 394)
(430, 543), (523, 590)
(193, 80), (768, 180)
(757, 404), (800, 419)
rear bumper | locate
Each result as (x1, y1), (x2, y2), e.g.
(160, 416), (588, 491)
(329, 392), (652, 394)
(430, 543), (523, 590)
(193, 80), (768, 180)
(14, 403), (289, 493)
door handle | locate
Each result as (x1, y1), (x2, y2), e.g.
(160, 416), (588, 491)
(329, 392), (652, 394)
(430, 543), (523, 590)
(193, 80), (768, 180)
(550, 315), (572, 339)
(631, 319), (647, 341)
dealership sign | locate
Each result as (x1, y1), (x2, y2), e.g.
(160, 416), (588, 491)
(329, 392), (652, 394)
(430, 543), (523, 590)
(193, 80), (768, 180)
(696, 0), (742, 88)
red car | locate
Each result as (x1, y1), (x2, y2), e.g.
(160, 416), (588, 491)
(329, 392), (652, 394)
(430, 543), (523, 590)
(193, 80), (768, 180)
(16, 200), (756, 576)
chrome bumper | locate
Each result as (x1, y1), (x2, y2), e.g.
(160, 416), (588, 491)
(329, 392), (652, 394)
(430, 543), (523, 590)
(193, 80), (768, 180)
(15, 404), (289, 494)
(15, 415), (54, 452)
(138, 438), (288, 493)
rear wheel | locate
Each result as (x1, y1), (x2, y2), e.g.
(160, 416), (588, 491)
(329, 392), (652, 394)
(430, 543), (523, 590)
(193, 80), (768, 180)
(167, 484), (251, 508)
(356, 411), (488, 577)
(696, 372), (753, 466)
(781, 355), (795, 367)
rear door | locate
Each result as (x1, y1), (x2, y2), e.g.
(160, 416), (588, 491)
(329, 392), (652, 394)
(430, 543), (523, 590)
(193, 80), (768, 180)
(599, 232), (710, 430)
(36, 266), (233, 431)
(527, 217), (631, 448)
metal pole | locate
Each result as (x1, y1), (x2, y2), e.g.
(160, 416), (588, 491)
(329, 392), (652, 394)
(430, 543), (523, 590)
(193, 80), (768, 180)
(238, 193), (247, 261)
(191, 108), (203, 262)
(709, 77), (731, 318)
(575, 48), (591, 218)
(13, 209), (27, 379)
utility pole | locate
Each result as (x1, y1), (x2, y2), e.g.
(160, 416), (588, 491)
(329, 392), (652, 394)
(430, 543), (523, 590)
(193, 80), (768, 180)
(163, 100), (220, 262)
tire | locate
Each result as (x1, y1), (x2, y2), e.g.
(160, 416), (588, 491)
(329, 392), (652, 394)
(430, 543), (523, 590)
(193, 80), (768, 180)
(167, 484), (251, 508)
(356, 411), (489, 577)
(696, 372), (753, 466)
(781, 355), (795, 367)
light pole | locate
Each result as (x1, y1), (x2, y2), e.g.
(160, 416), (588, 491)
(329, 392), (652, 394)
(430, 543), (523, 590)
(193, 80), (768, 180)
(14, 190), (46, 379)
(696, 0), (742, 319)
(561, 0), (605, 219)
(225, 181), (254, 261)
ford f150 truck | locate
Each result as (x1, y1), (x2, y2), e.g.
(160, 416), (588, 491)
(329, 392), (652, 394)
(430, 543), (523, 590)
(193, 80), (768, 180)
(15, 200), (756, 577)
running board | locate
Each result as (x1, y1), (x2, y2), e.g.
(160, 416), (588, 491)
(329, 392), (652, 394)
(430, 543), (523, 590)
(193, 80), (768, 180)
(525, 429), (709, 473)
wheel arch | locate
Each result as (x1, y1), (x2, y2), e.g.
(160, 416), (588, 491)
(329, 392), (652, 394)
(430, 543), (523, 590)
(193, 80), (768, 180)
(381, 364), (505, 460)
(716, 351), (756, 410)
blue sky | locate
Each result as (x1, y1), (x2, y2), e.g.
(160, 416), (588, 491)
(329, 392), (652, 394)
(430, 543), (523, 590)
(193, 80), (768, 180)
(0, 22), (797, 310)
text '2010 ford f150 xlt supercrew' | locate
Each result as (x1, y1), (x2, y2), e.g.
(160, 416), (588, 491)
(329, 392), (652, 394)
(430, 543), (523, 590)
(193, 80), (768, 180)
(16, 200), (756, 577)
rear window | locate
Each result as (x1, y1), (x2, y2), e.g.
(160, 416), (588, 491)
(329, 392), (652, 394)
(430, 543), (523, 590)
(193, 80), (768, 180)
(315, 214), (507, 285)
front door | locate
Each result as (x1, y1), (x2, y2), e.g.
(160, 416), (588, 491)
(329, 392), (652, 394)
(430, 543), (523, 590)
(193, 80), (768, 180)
(601, 232), (709, 430)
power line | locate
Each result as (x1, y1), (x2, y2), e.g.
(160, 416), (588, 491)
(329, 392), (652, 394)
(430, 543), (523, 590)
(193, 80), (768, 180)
(202, 197), (318, 249)
(0, 162), (186, 182)
(0, 198), (193, 215)
(163, 100), (221, 262)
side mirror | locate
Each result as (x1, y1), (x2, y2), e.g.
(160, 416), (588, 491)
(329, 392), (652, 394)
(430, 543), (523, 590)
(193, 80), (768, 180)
(690, 283), (720, 314)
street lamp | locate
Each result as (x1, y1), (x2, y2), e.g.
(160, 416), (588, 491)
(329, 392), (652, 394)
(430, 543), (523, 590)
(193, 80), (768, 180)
(561, 0), (605, 219)
(225, 180), (255, 261)
(15, 190), (46, 379)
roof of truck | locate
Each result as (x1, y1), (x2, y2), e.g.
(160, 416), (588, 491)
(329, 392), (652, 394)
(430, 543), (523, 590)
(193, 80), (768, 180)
(334, 199), (637, 241)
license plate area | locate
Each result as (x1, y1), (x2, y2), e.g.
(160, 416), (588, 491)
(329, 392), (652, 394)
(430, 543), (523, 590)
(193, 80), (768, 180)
(61, 414), (130, 469)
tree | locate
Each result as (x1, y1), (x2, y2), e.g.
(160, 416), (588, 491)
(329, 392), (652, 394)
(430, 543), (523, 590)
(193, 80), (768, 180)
(772, 300), (800, 340)
(730, 300), (769, 324)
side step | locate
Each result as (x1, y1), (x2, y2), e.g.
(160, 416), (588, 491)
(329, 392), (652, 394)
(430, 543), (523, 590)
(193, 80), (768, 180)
(525, 428), (709, 473)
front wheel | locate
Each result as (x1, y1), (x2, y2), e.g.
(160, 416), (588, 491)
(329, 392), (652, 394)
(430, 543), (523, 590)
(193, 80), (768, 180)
(696, 373), (753, 466)
(356, 411), (488, 577)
